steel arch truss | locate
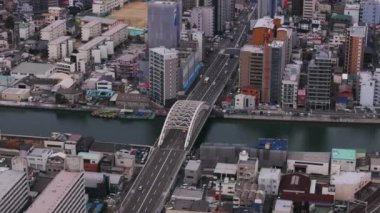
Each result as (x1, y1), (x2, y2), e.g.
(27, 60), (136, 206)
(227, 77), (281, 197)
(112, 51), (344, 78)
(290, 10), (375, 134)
(158, 100), (209, 149)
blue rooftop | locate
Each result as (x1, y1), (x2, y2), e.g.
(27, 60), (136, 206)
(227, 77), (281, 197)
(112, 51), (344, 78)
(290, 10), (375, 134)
(256, 138), (288, 151)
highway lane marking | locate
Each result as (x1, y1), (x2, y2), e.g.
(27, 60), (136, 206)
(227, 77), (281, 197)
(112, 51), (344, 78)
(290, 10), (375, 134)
(136, 149), (173, 213)
(200, 56), (229, 101)
(153, 189), (156, 195)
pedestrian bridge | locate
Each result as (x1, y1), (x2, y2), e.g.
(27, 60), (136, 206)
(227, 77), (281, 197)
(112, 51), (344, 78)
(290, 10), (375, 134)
(158, 100), (210, 149)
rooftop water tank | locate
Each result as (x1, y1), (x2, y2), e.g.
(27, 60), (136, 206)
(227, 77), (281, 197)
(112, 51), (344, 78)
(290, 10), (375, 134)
(239, 150), (249, 161)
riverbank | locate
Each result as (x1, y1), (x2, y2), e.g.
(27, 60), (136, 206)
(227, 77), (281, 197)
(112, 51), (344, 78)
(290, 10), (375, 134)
(223, 113), (380, 124)
(0, 100), (94, 112)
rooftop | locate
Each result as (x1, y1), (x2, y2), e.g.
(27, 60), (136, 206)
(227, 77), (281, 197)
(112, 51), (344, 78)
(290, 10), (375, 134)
(2, 88), (30, 95)
(257, 138), (288, 151)
(28, 148), (52, 157)
(84, 172), (122, 188)
(172, 187), (203, 201)
(345, 4), (360, 10)
(241, 44), (264, 54)
(102, 23), (128, 36)
(259, 168), (281, 179)
(82, 20), (100, 28)
(114, 93), (150, 103)
(254, 17), (274, 29)
(15, 75), (60, 87)
(48, 36), (71, 45)
(279, 173), (311, 193)
(287, 151), (330, 163)
(78, 152), (102, 162)
(41, 19), (66, 32)
(185, 160), (201, 171)
(331, 172), (371, 184)
(0, 170), (26, 200)
(332, 148), (356, 160)
(78, 36), (106, 51)
(214, 163), (237, 175)
(11, 62), (56, 75)
(348, 25), (366, 38)
(25, 171), (83, 213)
(81, 16), (118, 25)
(274, 199), (293, 212)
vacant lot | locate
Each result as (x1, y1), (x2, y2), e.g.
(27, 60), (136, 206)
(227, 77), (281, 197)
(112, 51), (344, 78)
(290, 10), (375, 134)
(110, 1), (147, 28)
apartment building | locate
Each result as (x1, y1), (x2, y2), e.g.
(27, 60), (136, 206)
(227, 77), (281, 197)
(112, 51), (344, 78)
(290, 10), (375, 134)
(149, 47), (179, 106)
(281, 63), (301, 109)
(360, 0), (380, 26)
(344, 25), (366, 75)
(26, 171), (86, 213)
(40, 19), (67, 41)
(190, 7), (215, 37)
(48, 36), (74, 60)
(92, 0), (127, 16)
(81, 21), (101, 42)
(0, 170), (29, 212)
(303, 0), (317, 20)
(101, 23), (128, 47)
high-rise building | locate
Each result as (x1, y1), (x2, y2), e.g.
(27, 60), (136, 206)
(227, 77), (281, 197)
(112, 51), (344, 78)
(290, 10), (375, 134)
(212, 0), (235, 34)
(26, 171), (85, 213)
(258, 0), (277, 18)
(360, 0), (380, 26)
(344, 4), (360, 24)
(358, 71), (375, 107)
(281, 63), (301, 109)
(183, 0), (198, 11)
(307, 48), (333, 110)
(302, 0), (316, 20)
(268, 41), (286, 104)
(344, 25), (366, 75)
(148, 1), (182, 48)
(190, 6), (215, 37)
(290, 0), (303, 16)
(149, 47), (180, 106)
(0, 170), (29, 212)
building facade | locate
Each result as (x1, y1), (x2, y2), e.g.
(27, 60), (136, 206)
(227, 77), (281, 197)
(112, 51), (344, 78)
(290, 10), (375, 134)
(258, 168), (281, 195)
(0, 170), (29, 213)
(148, 0), (181, 48)
(40, 19), (66, 41)
(281, 63), (301, 109)
(48, 36), (74, 61)
(190, 6), (215, 37)
(81, 21), (101, 42)
(149, 47), (179, 106)
(360, 0), (380, 26)
(303, 0), (316, 20)
(344, 25), (366, 75)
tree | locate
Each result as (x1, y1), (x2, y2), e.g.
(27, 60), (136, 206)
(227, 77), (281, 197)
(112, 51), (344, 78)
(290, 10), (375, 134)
(4, 16), (14, 30)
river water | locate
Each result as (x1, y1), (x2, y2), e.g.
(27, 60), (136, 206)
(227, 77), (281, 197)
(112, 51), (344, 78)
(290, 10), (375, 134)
(0, 107), (380, 152)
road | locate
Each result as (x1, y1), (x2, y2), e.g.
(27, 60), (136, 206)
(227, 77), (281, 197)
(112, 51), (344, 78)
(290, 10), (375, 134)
(119, 4), (256, 213)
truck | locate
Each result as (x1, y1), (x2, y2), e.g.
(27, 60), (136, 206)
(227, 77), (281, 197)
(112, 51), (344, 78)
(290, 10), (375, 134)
(203, 76), (210, 84)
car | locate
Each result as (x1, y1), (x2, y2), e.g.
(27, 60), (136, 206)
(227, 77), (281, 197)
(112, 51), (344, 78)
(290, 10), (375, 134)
(0, 158), (5, 163)
(138, 185), (143, 191)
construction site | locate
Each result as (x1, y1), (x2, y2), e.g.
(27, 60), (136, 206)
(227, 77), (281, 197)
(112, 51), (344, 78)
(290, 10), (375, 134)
(110, 1), (147, 29)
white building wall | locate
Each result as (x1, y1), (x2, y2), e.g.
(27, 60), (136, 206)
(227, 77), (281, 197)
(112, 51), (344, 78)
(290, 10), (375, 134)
(360, 0), (380, 25)
(258, 168), (281, 195)
(287, 160), (329, 176)
(40, 20), (67, 41)
(331, 159), (356, 172)
(303, 0), (317, 20)
(331, 172), (371, 201)
(190, 7), (214, 37)
(359, 72), (375, 107)
(344, 4), (360, 24)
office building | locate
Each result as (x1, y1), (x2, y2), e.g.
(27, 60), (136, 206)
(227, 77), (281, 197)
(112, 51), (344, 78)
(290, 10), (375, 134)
(344, 4), (360, 24)
(360, 0), (380, 26)
(358, 71), (375, 107)
(281, 63), (301, 109)
(40, 19), (66, 41)
(26, 170), (86, 213)
(307, 48), (333, 110)
(290, 0), (303, 16)
(258, 0), (277, 18)
(0, 170), (29, 213)
(149, 47), (179, 106)
(212, 0), (235, 33)
(48, 36), (74, 60)
(302, 0), (316, 20)
(344, 25), (366, 75)
(258, 168), (281, 195)
(190, 6), (215, 37)
(148, 0), (182, 48)
(81, 21), (101, 42)
(267, 40), (286, 104)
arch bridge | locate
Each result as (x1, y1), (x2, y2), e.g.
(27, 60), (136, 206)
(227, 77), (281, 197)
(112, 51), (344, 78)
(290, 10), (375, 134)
(158, 100), (210, 150)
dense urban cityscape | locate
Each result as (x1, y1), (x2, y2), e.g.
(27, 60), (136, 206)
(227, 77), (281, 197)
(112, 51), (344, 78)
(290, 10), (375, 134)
(0, 0), (380, 212)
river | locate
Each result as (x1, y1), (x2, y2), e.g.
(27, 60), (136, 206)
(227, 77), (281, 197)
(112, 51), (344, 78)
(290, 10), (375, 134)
(0, 107), (380, 152)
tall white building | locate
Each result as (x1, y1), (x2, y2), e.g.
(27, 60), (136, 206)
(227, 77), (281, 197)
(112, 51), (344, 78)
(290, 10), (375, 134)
(303, 0), (317, 20)
(0, 170), (29, 212)
(149, 47), (179, 106)
(360, 0), (380, 26)
(40, 19), (67, 41)
(373, 69), (380, 106)
(26, 171), (86, 213)
(358, 71), (375, 107)
(81, 21), (101, 42)
(281, 63), (301, 109)
(258, 168), (281, 195)
(344, 4), (360, 24)
(190, 7), (215, 37)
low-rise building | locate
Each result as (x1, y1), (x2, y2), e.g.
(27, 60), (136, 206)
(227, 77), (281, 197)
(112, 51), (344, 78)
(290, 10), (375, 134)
(10, 62), (56, 81)
(40, 19), (67, 41)
(273, 199), (293, 213)
(279, 173), (311, 195)
(19, 22), (35, 40)
(92, 0), (127, 16)
(96, 75), (114, 91)
(331, 148), (356, 172)
(287, 151), (330, 176)
(1, 88), (30, 101)
(0, 170), (29, 213)
(78, 152), (102, 172)
(184, 160), (201, 185)
(233, 182), (258, 208)
(46, 152), (66, 175)
(234, 94), (255, 110)
(331, 172), (371, 201)
(214, 163), (237, 181)
(84, 172), (124, 195)
(26, 148), (53, 171)
(258, 168), (281, 195)
(112, 93), (151, 109)
(115, 149), (135, 168)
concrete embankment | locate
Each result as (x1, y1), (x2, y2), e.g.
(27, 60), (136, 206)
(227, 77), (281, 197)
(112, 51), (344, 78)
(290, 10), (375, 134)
(0, 101), (94, 112)
(224, 113), (380, 124)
